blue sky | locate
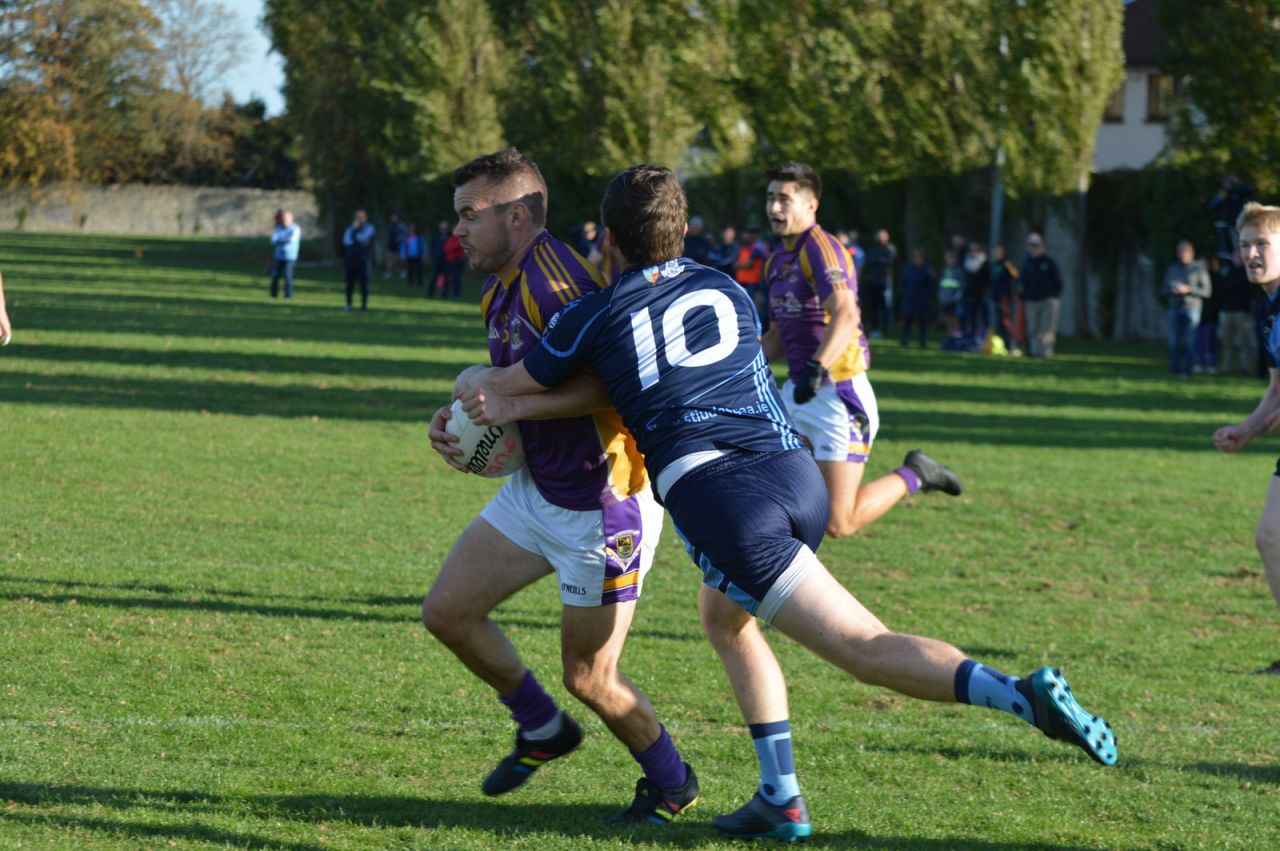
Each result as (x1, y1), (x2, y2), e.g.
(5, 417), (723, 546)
(219, 0), (285, 115)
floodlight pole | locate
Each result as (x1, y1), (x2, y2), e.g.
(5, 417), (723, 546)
(989, 18), (1010, 256)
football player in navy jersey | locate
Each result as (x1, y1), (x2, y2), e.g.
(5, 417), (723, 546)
(457, 165), (1117, 841)
(1214, 201), (1280, 675)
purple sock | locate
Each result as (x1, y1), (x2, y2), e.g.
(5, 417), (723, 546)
(633, 725), (687, 790)
(895, 466), (921, 494)
(499, 670), (559, 733)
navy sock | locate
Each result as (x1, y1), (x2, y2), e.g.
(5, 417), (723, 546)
(499, 670), (559, 735)
(633, 725), (687, 791)
(750, 720), (801, 805)
(954, 659), (1032, 723)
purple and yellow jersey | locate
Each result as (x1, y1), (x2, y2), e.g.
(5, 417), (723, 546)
(765, 224), (871, 384)
(480, 230), (648, 511)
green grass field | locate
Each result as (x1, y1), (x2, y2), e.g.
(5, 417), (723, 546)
(1, 231), (1276, 850)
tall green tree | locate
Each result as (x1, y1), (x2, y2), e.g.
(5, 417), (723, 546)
(265, 0), (507, 230)
(733, 0), (1122, 197)
(1156, 0), (1280, 190)
(491, 0), (739, 219)
(0, 0), (163, 185)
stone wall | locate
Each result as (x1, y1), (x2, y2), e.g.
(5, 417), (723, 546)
(0, 184), (318, 237)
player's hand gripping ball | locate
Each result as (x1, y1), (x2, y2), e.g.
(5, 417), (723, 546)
(444, 398), (525, 477)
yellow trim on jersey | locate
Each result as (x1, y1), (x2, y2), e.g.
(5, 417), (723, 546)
(531, 244), (584, 306)
(603, 571), (641, 592)
(479, 285), (497, 324)
(520, 281), (545, 332)
(560, 241), (607, 289)
(796, 226), (868, 382)
(543, 242), (595, 298)
(592, 409), (649, 500)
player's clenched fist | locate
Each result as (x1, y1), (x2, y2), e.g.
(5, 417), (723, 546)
(1213, 424), (1249, 453)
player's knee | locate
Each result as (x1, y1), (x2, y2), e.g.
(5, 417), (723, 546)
(421, 593), (465, 644)
(826, 515), (864, 539)
(561, 658), (616, 705)
(698, 595), (752, 644)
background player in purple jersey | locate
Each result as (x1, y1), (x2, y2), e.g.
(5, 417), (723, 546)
(1213, 202), (1280, 675)
(421, 149), (696, 820)
(760, 161), (962, 540)
(457, 164), (1118, 841)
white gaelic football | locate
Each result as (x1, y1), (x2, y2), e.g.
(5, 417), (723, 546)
(445, 398), (525, 477)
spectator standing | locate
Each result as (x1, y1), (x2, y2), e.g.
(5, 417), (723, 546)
(683, 216), (713, 266)
(962, 242), (990, 338)
(898, 248), (934, 348)
(384, 213), (407, 279)
(401, 222), (426, 289)
(861, 228), (896, 339)
(576, 221), (600, 259)
(990, 244), (1021, 355)
(1208, 175), (1254, 261)
(342, 209), (376, 311)
(938, 249), (964, 338)
(844, 229), (865, 277)
(269, 210), (301, 300)
(1196, 261), (1223, 374)
(1218, 249), (1255, 375)
(443, 230), (466, 298)
(427, 220), (450, 299)
(734, 227), (769, 331)
(709, 225), (739, 277)
(1019, 233), (1062, 358)
(1163, 239), (1212, 377)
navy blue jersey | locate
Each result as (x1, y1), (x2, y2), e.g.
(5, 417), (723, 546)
(1263, 289), (1280, 369)
(523, 258), (803, 484)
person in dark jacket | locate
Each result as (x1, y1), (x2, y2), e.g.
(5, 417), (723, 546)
(1018, 232), (1062, 358)
(1217, 249), (1255, 375)
(961, 242), (990, 338)
(898, 248), (934, 348)
(990, 243), (1021, 355)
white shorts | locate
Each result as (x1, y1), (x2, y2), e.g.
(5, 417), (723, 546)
(480, 467), (663, 607)
(781, 372), (879, 463)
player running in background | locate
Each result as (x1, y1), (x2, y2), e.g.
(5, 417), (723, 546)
(458, 165), (1118, 842)
(422, 149), (698, 823)
(1213, 201), (1280, 675)
(761, 161), (962, 540)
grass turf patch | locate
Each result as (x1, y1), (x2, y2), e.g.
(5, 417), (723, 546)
(0, 231), (1277, 849)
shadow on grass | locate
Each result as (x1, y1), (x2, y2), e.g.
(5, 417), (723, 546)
(14, 289), (481, 348)
(0, 370), (443, 422)
(13, 341), (477, 382)
(0, 588), (412, 623)
(0, 576), (701, 643)
(0, 781), (1106, 849)
(1187, 761), (1280, 784)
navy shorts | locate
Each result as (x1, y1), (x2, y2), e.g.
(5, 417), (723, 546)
(665, 449), (829, 622)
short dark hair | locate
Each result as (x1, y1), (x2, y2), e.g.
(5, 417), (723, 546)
(601, 165), (688, 267)
(766, 161), (822, 200)
(451, 147), (547, 226)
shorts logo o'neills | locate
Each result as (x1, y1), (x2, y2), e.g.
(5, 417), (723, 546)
(561, 582), (587, 595)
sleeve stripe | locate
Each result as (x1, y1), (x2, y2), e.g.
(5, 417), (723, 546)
(531, 248), (572, 306)
(542, 245), (586, 300)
